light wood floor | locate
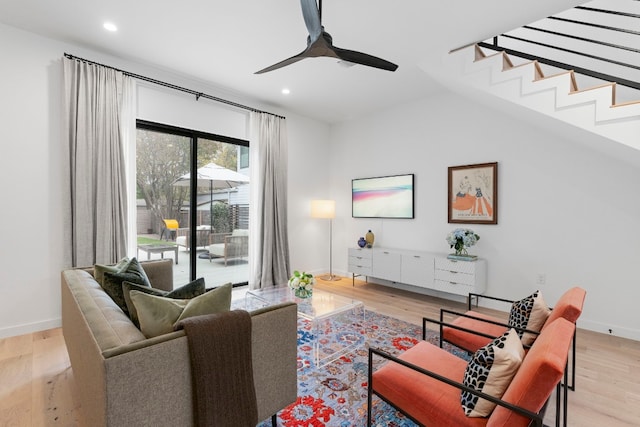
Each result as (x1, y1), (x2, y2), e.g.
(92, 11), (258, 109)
(1, 277), (639, 426)
(316, 278), (640, 427)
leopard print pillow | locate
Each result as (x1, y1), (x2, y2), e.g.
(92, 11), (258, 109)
(461, 328), (525, 417)
(508, 290), (551, 346)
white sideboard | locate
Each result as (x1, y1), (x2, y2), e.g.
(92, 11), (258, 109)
(347, 247), (486, 297)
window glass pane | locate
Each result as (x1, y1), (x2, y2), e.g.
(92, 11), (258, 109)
(135, 127), (249, 289)
(195, 139), (249, 287)
(240, 146), (249, 168)
(135, 129), (190, 285)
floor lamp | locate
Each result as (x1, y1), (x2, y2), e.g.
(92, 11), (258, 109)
(311, 200), (340, 281)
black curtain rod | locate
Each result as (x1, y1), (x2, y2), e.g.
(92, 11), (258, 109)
(63, 53), (286, 120)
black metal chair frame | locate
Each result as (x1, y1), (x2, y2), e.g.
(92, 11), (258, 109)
(422, 314), (569, 427)
(367, 345), (567, 427)
(466, 292), (578, 393)
(419, 292), (578, 427)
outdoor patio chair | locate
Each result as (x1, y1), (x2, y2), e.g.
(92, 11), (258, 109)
(175, 225), (213, 251)
(161, 219), (179, 240)
(207, 229), (249, 266)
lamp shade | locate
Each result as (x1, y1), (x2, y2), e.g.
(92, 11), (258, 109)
(311, 200), (336, 219)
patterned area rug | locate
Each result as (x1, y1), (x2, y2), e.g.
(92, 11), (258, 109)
(256, 309), (470, 427)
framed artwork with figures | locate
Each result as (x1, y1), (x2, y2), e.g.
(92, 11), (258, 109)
(448, 162), (497, 224)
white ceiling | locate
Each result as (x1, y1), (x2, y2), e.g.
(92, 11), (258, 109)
(0, 0), (583, 123)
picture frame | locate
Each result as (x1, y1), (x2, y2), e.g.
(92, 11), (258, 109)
(352, 174), (414, 219)
(448, 162), (498, 224)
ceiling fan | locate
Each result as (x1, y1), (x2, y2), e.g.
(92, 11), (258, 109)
(255, 0), (398, 74)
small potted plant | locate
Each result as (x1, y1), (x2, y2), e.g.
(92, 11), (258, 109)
(288, 270), (315, 298)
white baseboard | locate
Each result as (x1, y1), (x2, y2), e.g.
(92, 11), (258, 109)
(0, 318), (62, 340)
(334, 272), (640, 342)
(578, 319), (640, 341)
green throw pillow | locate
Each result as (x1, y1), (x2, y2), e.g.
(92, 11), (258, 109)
(123, 278), (206, 328)
(101, 258), (151, 314)
(94, 257), (130, 286)
(130, 283), (232, 338)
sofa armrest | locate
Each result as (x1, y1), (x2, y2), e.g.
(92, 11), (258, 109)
(140, 259), (174, 291)
(103, 334), (194, 426)
(250, 302), (298, 420)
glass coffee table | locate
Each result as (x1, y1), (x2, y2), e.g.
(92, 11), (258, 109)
(246, 286), (365, 367)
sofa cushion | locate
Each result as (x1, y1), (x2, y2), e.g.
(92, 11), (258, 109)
(94, 257), (130, 286)
(461, 328), (524, 417)
(101, 258), (151, 315)
(130, 283), (232, 338)
(123, 278), (206, 328)
(508, 290), (551, 346)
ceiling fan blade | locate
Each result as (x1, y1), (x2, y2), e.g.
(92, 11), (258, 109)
(254, 50), (308, 74)
(333, 46), (398, 72)
(300, 0), (322, 42)
(257, 0), (397, 74)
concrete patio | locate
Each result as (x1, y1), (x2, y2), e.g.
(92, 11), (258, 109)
(136, 242), (249, 290)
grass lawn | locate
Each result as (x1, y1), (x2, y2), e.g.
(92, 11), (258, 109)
(137, 236), (175, 246)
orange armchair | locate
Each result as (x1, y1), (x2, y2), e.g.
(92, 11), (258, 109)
(430, 287), (585, 391)
(368, 318), (575, 427)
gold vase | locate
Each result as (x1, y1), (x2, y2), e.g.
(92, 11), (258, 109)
(365, 230), (375, 248)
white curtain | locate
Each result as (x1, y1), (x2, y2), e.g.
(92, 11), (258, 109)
(62, 57), (136, 267)
(249, 112), (290, 289)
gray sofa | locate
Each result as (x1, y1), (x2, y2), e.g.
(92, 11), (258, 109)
(61, 259), (297, 426)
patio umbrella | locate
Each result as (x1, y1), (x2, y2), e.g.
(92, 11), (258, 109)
(174, 162), (250, 189)
(173, 162), (250, 229)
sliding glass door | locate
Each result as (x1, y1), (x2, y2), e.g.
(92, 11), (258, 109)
(135, 121), (250, 289)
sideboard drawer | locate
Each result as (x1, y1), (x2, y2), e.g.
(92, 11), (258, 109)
(349, 247), (373, 259)
(348, 255), (372, 269)
(434, 256), (486, 295)
(433, 268), (475, 286)
(349, 263), (372, 276)
(434, 257), (478, 274)
(349, 253), (372, 275)
(432, 279), (474, 296)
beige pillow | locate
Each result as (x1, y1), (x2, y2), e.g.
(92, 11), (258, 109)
(130, 283), (232, 338)
(508, 290), (552, 346)
(461, 328), (525, 417)
(123, 278), (206, 328)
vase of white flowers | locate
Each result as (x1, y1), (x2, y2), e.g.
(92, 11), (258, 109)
(288, 270), (315, 298)
(446, 228), (480, 260)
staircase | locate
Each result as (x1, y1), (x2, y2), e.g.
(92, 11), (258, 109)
(441, 44), (640, 150)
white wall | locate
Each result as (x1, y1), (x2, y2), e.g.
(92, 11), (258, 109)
(286, 115), (333, 275)
(2, 20), (638, 342)
(0, 23), (330, 338)
(329, 93), (640, 340)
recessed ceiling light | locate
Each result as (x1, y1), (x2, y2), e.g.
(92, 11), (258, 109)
(103, 22), (118, 32)
(281, 88), (291, 95)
